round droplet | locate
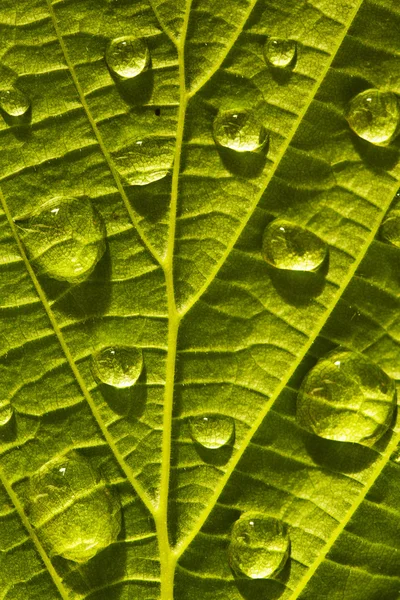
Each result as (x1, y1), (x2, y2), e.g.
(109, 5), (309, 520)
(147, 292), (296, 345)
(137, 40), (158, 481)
(263, 38), (296, 68)
(0, 87), (30, 117)
(16, 196), (106, 283)
(346, 89), (400, 145)
(213, 109), (268, 152)
(0, 401), (13, 427)
(297, 348), (396, 444)
(106, 36), (149, 79)
(189, 415), (235, 449)
(114, 137), (174, 185)
(29, 453), (121, 563)
(262, 219), (327, 271)
(92, 346), (143, 388)
(380, 210), (400, 248)
(229, 513), (290, 579)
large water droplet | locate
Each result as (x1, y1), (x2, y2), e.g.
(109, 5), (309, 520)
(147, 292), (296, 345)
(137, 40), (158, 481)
(92, 346), (143, 388)
(263, 38), (296, 69)
(189, 414), (235, 449)
(106, 36), (149, 79)
(0, 401), (13, 427)
(297, 349), (396, 444)
(29, 453), (121, 563)
(229, 513), (290, 579)
(262, 219), (327, 271)
(346, 89), (400, 145)
(114, 137), (174, 185)
(380, 210), (400, 248)
(16, 197), (106, 283)
(0, 87), (30, 117)
(213, 109), (268, 152)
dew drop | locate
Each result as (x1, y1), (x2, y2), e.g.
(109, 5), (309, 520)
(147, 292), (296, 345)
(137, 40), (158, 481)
(0, 87), (30, 117)
(0, 401), (13, 427)
(114, 137), (174, 185)
(263, 38), (296, 69)
(262, 219), (327, 271)
(29, 453), (121, 563)
(16, 197), (106, 283)
(380, 210), (400, 248)
(229, 513), (290, 579)
(346, 89), (400, 145)
(92, 346), (143, 388)
(213, 109), (268, 152)
(297, 348), (396, 444)
(106, 36), (149, 79)
(189, 414), (235, 449)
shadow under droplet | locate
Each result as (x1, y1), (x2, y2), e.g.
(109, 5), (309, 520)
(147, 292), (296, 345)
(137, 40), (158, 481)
(267, 254), (329, 306)
(193, 438), (235, 467)
(112, 68), (154, 106)
(218, 145), (268, 178)
(1, 105), (32, 141)
(124, 173), (172, 224)
(351, 133), (400, 171)
(0, 412), (17, 443)
(98, 366), (148, 420)
(233, 552), (291, 600)
(268, 65), (295, 85)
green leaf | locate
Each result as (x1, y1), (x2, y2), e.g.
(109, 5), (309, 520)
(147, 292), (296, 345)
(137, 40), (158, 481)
(0, 0), (399, 599)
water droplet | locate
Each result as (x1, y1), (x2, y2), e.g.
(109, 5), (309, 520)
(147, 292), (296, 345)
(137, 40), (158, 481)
(29, 453), (121, 562)
(229, 513), (290, 579)
(380, 210), (400, 248)
(189, 415), (235, 449)
(16, 197), (106, 283)
(346, 89), (400, 145)
(114, 137), (174, 185)
(0, 401), (13, 426)
(262, 219), (327, 271)
(263, 38), (297, 69)
(106, 36), (149, 79)
(213, 109), (268, 152)
(297, 349), (396, 444)
(92, 346), (143, 388)
(0, 87), (30, 117)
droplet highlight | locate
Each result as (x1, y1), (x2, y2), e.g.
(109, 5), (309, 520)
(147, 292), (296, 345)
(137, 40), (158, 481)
(346, 89), (400, 145)
(16, 196), (106, 283)
(380, 210), (400, 248)
(114, 137), (174, 185)
(0, 87), (30, 117)
(263, 38), (296, 69)
(29, 453), (121, 562)
(92, 346), (143, 388)
(229, 513), (290, 579)
(106, 36), (149, 79)
(297, 348), (396, 444)
(262, 219), (327, 271)
(189, 414), (235, 449)
(213, 109), (268, 152)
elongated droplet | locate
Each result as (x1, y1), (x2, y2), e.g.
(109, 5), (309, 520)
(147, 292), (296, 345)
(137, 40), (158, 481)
(114, 137), (174, 185)
(262, 219), (327, 271)
(106, 36), (149, 79)
(297, 349), (396, 444)
(0, 87), (30, 117)
(213, 109), (268, 152)
(346, 89), (400, 145)
(229, 513), (290, 579)
(380, 210), (400, 248)
(92, 346), (143, 388)
(189, 415), (235, 449)
(0, 401), (13, 427)
(16, 197), (106, 283)
(263, 38), (296, 68)
(29, 453), (121, 563)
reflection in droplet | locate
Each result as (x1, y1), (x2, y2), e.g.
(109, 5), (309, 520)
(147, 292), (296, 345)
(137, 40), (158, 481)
(0, 401), (13, 427)
(16, 197), (106, 283)
(92, 346), (143, 388)
(213, 109), (268, 153)
(0, 87), (30, 117)
(106, 36), (149, 79)
(229, 513), (290, 579)
(114, 137), (174, 185)
(346, 89), (400, 145)
(380, 210), (400, 248)
(297, 349), (396, 444)
(189, 414), (235, 449)
(263, 38), (296, 69)
(29, 453), (121, 563)
(262, 219), (327, 271)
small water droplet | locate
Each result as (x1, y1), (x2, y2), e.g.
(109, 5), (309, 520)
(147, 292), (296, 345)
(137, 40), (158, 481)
(229, 513), (290, 579)
(213, 109), (268, 152)
(263, 38), (296, 69)
(0, 401), (13, 427)
(262, 219), (327, 271)
(16, 197), (106, 283)
(92, 346), (143, 388)
(297, 349), (396, 444)
(0, 87), (30, 117)
(29, 453), (121, 563)
(106, 36), (149, 79)
(189, 415), (235, 449)
(346, 89), (400, 145)
(114, 137), (174, 185)
(380, 210), (400, 248)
